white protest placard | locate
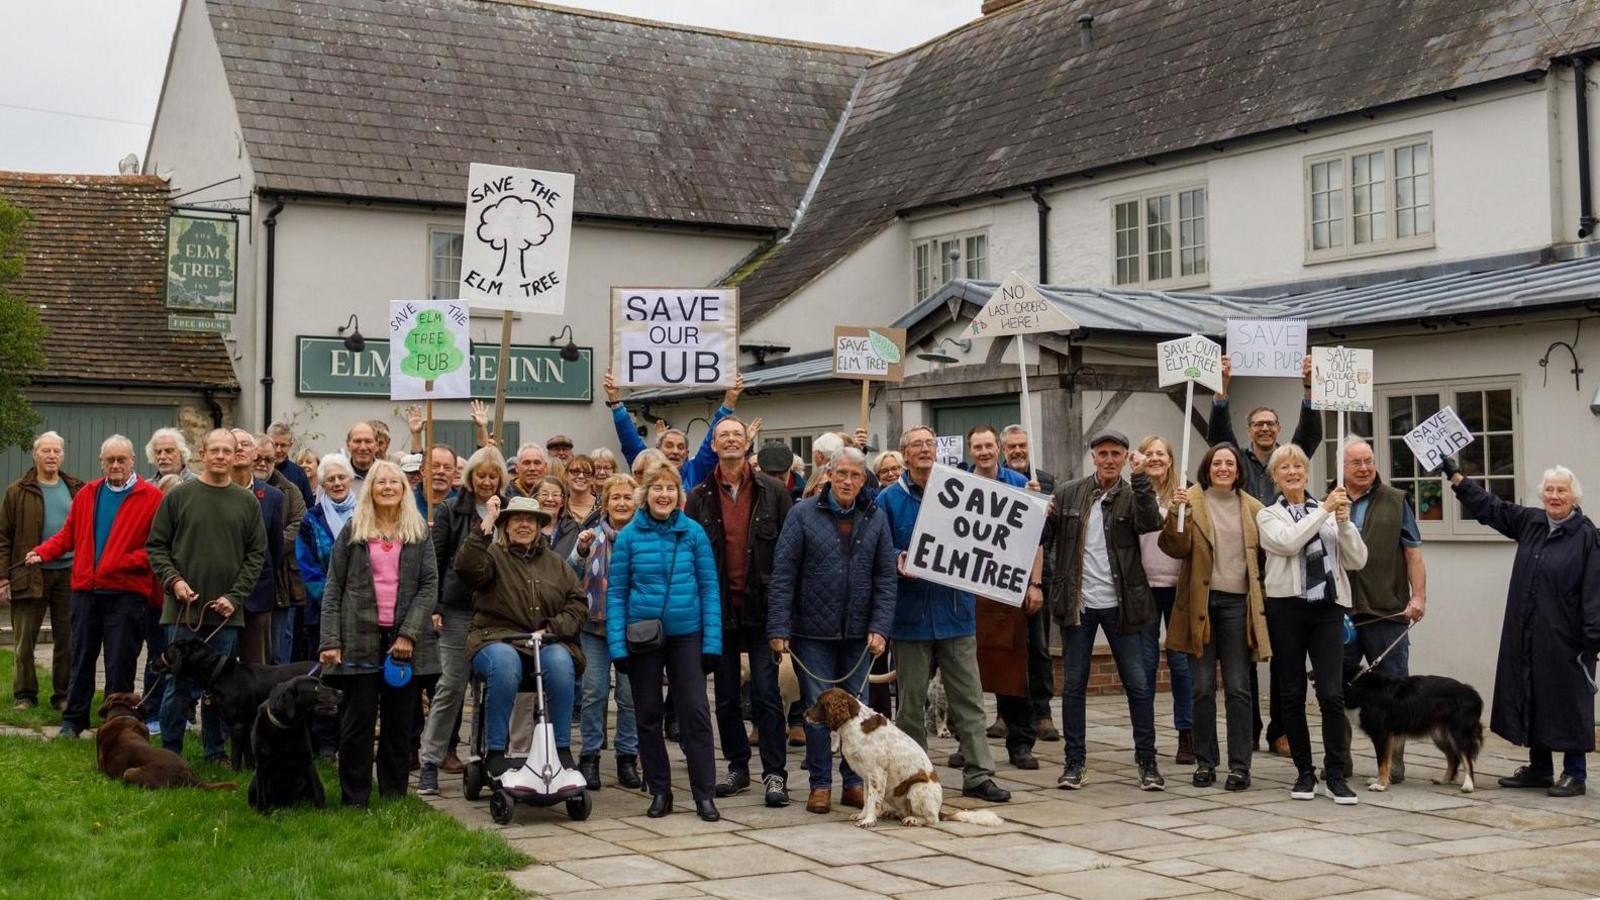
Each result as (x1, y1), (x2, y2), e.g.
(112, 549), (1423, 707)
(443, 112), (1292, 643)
(1156, 334), (1223, 393)
(935, 436), (963, 468)
(833, 326), (906, 381)
(460, 163), (575, 314)
(966, 271), (1078, 338)
(612, 288), (739, 389)
(1226, 318), (1307, 378)
(904, 464), (1050, 608)
(1403, 406), (1474, 472)
(1310, 346), (1374, 412)
(389, 300), (471, 401)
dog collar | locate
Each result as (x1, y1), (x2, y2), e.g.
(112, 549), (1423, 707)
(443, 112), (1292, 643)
(264, 706), (290, 730)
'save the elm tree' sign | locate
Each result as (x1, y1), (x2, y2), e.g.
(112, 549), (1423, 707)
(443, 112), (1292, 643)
(1311, 346), (1374, 412)
(460, 163), (574, 314)
(904, 464), (1049, 608)
(611, 288), (739, 389)
(1226, 318), (1307, 378)
(1403, 406), (1474, 472)
(389, 300), (470, 400)
(1156, 334), (1223, 393)
(833, 326), (906, 381)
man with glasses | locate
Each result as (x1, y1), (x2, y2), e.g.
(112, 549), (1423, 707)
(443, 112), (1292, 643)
(1206, 353), (1321, 756)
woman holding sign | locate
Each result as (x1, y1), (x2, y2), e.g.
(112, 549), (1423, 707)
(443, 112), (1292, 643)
(1160, 444), (1269, 791)
(1134, 436), (1195, 766)
(1256, 445), (1364, 805)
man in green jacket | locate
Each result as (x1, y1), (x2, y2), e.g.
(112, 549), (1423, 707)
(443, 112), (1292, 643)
(146, 428), (267, 765)
(0, 431), (81, 710)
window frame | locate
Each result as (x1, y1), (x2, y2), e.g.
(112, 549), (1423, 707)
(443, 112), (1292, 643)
(911, 229), (989, 302)
(428, 225), (515, 320)
(1304, 134), (1436, 264)
(1108, 184), (1209, 290)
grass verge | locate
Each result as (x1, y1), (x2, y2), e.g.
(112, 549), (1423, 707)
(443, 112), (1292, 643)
(0, 644), (85, 730)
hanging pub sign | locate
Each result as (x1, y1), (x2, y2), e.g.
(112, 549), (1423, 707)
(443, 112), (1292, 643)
(165, 214), (238, 313)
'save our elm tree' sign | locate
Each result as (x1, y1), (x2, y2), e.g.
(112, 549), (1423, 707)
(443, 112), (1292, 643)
(1156, 334), (1223, 393)
(1226, 319), (1307, 378)
(460, 163), (574, 314)
(611, 288), (739, 389)
(1403, 406), (1474, 472)
(904, 464), (1049, 608)
(389, 300), (470, 400)
(1311, 346), (1374, 412)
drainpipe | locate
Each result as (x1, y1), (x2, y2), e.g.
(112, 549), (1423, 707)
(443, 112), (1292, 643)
(261, 195), (285, 427)
(1030, 185), (1051, 283)
(1575, 58), (1597, 239)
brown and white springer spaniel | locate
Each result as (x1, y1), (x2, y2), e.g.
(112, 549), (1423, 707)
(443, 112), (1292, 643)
(805, 688), (1003, 828)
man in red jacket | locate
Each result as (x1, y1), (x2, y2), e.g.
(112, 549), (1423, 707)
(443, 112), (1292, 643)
(27, 435), (163, 739)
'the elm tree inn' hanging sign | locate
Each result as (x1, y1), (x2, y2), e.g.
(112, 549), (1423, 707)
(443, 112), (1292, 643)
(165, 214), (237, 314)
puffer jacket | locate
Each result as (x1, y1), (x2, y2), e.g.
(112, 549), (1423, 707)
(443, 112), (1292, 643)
(0, 469), (84, 599)
(877, 472), (974, 641)
(295, 502), (340, 623)
(606, 509), (722, 660)
(767, 485), (897, 641)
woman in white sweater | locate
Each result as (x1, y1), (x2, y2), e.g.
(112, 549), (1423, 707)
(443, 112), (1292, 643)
(1256, 444), (1366, 806)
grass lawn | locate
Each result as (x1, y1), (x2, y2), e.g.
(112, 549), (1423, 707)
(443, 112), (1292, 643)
(0, 644), (90, 731)
(0, 651), (528, 898)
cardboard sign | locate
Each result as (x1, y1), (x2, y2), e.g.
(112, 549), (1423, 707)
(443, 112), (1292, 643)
(935, 436), (963, 468)
(1311, 346), (1374, 412)
(612, 288), (739, 389)
(967, 271), (1078, 338)
(1156, 334), (1223, 393)
(389, 300), (471, 400)
(1226, 318), (1307, 378)
(904, 464), (1050, 608)
(1403, 406), (1474, 472)
(460, 163), (575, 314)
(833, 326), (906, 381)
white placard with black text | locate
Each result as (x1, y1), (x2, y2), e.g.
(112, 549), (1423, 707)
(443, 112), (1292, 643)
(611, 288), (739, 389)
(1226, 318), (1307, 378)
(1310, 346), (1375, 412)
(1403, 406), (1475, 472)
(903, 464), (1050, 608)
(460, 163), (575, 314)
(1156, 334), (1223, 393)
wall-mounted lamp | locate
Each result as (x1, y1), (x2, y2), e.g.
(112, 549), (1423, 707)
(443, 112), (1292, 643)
(549, 325), (581, 362)
(916, 337), (972, 365)
(338, 314), (364, 353)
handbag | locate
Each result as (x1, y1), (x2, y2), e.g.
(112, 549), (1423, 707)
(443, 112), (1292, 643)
(625, 533), (680, 655)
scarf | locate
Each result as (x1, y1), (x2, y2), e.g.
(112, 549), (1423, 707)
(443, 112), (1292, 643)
(319, 489), (357, 537)
(583, 520), (621, 623)
(1281, 496), (1336, 604)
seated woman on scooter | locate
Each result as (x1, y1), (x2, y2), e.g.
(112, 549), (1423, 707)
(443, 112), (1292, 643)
(454, 495), (588, 778)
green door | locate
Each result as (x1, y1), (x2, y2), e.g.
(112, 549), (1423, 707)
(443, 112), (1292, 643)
(428, 419), (519, 461)
(0, 403), (179, 486)
(931, 398), (1020, 467)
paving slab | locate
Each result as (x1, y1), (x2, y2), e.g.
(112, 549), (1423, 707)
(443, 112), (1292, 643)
(743, 821), (935, 866)
(1344, 858), (1545, 898)
(653, 843), (815, 880)
(555, 854), (699, 888)
(939, 834), (1127, 877)
(892, 883), (1044, 900)
(547, 886), (706, 900)
(813, 864), (935, 895)
(876, 855), (1022, 887)
(1024, 867), (1209, 899)
(696, 871), (885, 900)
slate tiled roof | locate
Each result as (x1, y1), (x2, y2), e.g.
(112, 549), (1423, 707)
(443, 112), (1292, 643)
(0, 172), (238, 389)
(205, 0), (878, 230)
(735, 0), (1600, 323)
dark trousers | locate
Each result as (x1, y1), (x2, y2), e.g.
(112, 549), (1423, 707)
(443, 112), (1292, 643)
(1061, 605), (1157, 765)
(1190, 592), (1254, 774)
(241, 610), (273, 665)
(1529, 745), (1587, 782)
(1027, 607), (1055, 723)
(628, 633), (716, 802)
(1266, 597), (1347, 778)
(140, 605), (167, 714)
(712, 626), (787, 779)
(62, 592), (145, 732)
(9, 568), (72, 705)
(329, 671), (419, 807)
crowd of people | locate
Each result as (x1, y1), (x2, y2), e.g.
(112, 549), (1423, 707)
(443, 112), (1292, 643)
(1, 353), (1595, 823)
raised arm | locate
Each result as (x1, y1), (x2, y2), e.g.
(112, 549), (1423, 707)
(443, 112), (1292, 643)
(1451, 473), (1538, 541)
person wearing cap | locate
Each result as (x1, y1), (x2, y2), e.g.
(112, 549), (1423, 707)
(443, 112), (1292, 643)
(318, 459), (439, 806)
(401, 452), (425, 490)
(546, 434), (575, 464)
(1035, 428), (1165, 792)
(602, 370), (744, 492)
(758, 443), (805, 501)
(454, 494), (588, 780)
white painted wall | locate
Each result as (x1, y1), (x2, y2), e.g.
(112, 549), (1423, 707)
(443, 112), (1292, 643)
(742, 223), (910, 354)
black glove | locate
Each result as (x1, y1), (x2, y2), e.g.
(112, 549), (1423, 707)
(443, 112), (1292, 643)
(1439, 456), (1460, 478)
(613, 656), (631, 674)
(702, 653), (720, 674)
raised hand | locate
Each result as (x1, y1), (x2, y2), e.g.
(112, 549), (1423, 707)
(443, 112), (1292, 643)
(603, 370), (620, 405)
(405, 405), (424, 435)
(469, 399), (488, 427)
(480, 495), (501, 534)
(722, 372), (745, 410)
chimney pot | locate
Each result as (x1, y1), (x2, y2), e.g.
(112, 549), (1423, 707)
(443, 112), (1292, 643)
(1077, 13), (1094, 49)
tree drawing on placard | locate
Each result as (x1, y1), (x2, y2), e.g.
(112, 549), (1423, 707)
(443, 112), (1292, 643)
(868, 329), (902, 365)
(400, 309), (465, 390)
(477, 195), (555, 278)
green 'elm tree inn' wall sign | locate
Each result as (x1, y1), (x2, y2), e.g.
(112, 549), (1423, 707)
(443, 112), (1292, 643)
(165, 214), (238, 313)
(295, 336), (592, 402)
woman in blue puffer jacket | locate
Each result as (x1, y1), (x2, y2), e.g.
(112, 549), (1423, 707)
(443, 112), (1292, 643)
(607, 461), (722, 822)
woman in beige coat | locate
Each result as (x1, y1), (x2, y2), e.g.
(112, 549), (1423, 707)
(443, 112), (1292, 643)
(1159, 443), (1269, 791)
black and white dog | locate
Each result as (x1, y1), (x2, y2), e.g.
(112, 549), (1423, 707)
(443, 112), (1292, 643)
(1343, 660), (1483, 793)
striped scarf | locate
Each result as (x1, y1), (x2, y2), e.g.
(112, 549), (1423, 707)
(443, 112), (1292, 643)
(1282, 496), (1337, 604)
(583, 520), (620, 623)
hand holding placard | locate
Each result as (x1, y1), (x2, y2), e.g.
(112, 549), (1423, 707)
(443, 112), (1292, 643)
(1156, 334), (1222, 531)
(1403, 406), (1474, 472)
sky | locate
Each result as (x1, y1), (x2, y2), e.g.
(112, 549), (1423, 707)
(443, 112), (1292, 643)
(0, 0), (976, 176)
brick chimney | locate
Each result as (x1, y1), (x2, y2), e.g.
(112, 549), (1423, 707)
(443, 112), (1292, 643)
(981, 0), (1027, 13)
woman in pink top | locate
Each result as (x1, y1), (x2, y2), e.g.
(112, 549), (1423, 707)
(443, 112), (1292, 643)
(1134, 436), (1194, 766)
(320, 459), (439, 807)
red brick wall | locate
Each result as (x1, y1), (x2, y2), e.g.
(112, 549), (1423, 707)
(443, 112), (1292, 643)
(1052, 647), (1174, 697)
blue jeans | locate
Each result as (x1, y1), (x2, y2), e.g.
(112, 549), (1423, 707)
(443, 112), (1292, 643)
(472, 641), (575, 753)
(1140, 587), (1193, 731)
(1530, 745), (1587, 782)
(791, 637), (872, 789)
(579, 630), (637, 757)
(1344, 615), (1409, 676)
(1062, 605), (1157, 764)
(271, 607), (294, 665)
(159, 625), (240, 760)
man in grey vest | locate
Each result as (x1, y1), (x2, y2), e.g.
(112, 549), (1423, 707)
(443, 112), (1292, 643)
(1340, 438), (1426, 781)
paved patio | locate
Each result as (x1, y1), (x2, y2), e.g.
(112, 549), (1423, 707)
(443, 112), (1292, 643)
(422, 693), (1600, 900)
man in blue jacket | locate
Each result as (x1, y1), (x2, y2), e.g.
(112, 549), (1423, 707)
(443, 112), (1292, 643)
(603, 371), (744, 492)
(878, 425), (1012, 805)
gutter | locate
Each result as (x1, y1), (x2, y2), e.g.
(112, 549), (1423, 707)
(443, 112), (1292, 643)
(1575, 57), (1597, 238)
(1029, 185), (1051, 283)
(262, 195), (285, 428)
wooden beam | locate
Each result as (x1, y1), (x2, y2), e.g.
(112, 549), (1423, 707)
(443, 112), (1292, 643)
(1085, 389), (1132, 440)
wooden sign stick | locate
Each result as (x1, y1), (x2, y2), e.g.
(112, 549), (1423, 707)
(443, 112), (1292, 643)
(1016, 334), (1038, 486)
(424, 398), (435, 525)
(859, 380), (870, 436)
(492, 310), (513, 447)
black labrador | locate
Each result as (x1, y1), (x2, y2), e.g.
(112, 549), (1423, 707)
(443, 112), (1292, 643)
(249, 675), (340, 813)
(154, 638), (315, 769)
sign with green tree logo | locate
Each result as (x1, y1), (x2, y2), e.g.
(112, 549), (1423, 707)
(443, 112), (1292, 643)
(389, 300), (470, 400)
(165, 215), (237, 313)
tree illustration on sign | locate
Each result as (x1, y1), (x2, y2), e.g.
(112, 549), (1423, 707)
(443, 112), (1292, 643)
(173, 219), (235, 307)
(477, 195), (555, 278)
(400, 309), (466, 391)
(868, 330), (902, 365)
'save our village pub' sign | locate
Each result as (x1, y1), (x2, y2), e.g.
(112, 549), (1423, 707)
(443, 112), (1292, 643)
(296, 336), (593, 402)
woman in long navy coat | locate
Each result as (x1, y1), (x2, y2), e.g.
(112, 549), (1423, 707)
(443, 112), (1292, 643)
(1448, 461), (1600, 798)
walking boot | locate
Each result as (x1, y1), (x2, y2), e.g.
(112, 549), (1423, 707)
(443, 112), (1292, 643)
(616, 754), (643, 790)
(1175, 729), (1196, 765)
(578, 754), (602, 791)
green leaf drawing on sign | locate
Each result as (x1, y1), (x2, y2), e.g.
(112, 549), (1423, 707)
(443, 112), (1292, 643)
(868, 329), (902, 364)
(1184, 366), (1201, 379)
(400, 309), (466, 389)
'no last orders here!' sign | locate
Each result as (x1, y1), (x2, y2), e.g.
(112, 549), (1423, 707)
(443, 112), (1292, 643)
(904, 464), (1049, 608)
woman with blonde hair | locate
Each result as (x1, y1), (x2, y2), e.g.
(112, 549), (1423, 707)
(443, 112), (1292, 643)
(535, 475), (582, 558)
(872, 450), (904, 489)
(565, 454), (602, 528)
(1135, 435), (1193, 765)
(320, 459), (440, 806)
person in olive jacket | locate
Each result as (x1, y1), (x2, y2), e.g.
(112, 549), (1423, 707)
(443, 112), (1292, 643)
(454, 494), (587, 779)
(319, 459), (439, 807)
